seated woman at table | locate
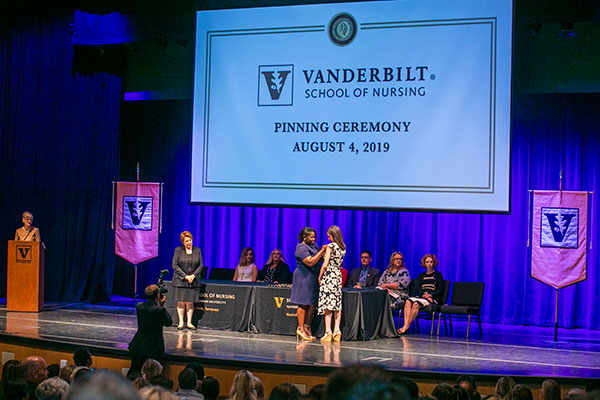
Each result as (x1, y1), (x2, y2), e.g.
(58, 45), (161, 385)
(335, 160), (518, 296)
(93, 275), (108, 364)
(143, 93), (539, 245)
(397, 254), (444, 335)
(15, 211), (41, 241)
(233, 247), (258, 282)
(377, 251), (411, 311)
(257, 248), (291, 284)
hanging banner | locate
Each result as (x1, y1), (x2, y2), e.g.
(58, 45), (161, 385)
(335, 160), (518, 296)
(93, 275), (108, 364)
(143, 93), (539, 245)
(531, 190), (588, 289)
(115, 182), (161, 264)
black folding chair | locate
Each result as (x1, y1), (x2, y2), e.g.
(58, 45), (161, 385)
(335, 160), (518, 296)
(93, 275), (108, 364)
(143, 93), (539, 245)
(208, 267), (235, 280)
(438, 281), (484, 338)
(414, 279), (451, 336)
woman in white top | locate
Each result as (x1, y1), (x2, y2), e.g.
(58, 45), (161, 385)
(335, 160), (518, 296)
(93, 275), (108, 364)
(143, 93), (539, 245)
(233, 247), (258, 282)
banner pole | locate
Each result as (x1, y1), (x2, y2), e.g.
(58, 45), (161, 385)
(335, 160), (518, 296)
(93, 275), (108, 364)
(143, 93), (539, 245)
(136, 162), (140, 183)
(554, 289), (558, 342)
(134, 264), (138, 301)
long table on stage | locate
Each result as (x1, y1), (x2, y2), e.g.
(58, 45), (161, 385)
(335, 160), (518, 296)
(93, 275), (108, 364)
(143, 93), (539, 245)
(164, 280), (397, 341)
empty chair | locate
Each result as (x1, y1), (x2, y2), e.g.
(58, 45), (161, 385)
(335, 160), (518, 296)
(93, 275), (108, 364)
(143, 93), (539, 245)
(208, 267), (235, 281)
(438, 281), (484, 338)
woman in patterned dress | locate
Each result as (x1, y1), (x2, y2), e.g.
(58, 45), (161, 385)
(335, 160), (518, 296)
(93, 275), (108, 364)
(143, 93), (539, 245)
(378, 251), (411, 311)
(317, 225), (346, 343)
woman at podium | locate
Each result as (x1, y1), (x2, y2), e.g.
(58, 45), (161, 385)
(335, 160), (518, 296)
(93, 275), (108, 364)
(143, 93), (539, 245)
(14, 211), (41, 241)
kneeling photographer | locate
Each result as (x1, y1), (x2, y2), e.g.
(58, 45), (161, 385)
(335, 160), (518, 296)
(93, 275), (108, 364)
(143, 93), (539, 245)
(128, 278), (173, 374)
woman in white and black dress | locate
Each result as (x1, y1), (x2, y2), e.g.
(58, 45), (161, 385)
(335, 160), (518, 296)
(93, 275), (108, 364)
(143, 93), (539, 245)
(172, 231), (203, 330)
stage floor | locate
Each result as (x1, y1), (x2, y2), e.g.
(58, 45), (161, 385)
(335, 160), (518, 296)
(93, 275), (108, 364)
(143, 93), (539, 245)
(1, 301), (599, 381)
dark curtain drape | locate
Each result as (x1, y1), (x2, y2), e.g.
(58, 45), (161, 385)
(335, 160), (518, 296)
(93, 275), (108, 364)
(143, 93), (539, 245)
(119, 95), (599, 329)
(0, 12), (122, 302)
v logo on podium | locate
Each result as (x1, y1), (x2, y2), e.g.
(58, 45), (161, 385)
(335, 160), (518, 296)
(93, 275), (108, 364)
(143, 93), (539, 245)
(274, 297), (285, 308)
(16, 245), (32, 263)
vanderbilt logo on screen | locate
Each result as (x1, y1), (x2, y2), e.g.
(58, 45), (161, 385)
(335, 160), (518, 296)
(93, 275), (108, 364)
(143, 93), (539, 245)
(258, 65), (293, 106)
(541, 207), (579, 248)
(328, 13), (357, 46)
(122, 196), (153, 230)
(16, 245), (32, 263)
(274, 297), (285, 308)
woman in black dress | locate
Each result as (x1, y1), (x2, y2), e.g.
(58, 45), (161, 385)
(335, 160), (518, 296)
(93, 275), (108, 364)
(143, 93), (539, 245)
(257, 248), (291, 284)
(397, 254), (444, 335)
(172, 231), (203, 330)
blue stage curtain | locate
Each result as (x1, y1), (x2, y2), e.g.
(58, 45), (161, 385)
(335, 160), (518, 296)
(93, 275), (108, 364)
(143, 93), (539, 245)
(120, 95), (599, 329)
(0, 12), (122, 302)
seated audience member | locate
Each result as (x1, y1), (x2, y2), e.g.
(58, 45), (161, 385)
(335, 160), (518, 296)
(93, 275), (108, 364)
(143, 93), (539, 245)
(151, 374), (175, 391)
(432, 383), (456, 400)
(70, 367), (92, 384)
(268, 383), (301, 400)
(258, 249), (291, 284)
(454, 386), (470, 400)
(22, 355), (49, 400)
(563, 389), (587, 400)
(325, 365), (408, 400)
(229, 370), (257, 400)
(1, 360), (24, 398)
(495, 377), (516, 400)
(346, 251), (381, 288)
(175, 368), (203, 399)
(457, 375), (481, 400)
(3, 379), (29, 400)
(200, 376), (220, 400)
(35, 377), (69, 400)
(142, 359), (164, 382)
(73, 348), (93, 368)
(234, 247), (258, 282)
(397, 254), (444, 335)
(378, 252), (411, 311)
(394, 377), (419, 400)
(58, 365), (76, 383)
(64, 370), (140, 400)
(255, 376), (266, 400)
(541, 380), (560, 400)
(140, 386), (177, 400)
(46, 364), (60, 379)
(509, 385), (533, 400)
(308, 384), (325, 400)
(185, 362), (205, 391)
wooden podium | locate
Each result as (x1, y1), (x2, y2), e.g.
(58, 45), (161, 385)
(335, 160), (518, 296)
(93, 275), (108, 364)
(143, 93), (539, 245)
(7, 240), (44, 312)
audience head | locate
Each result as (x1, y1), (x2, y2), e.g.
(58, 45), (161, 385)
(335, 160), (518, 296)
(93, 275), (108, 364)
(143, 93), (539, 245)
(46, 363), (60, 378)
(36, 376), (70, 400)
(142, 359), (163, 381)
(394, 377), (419, 400)
(1, 359), (24, 387)
(178, 368), (198, 391)
(325, 365), (407, 400)
(239, 247), (255, 266)
(563, 389), (587, 400)
(457, 375), (478, 400)
(185, 361), (205, 382)
(70, 367), (93, 384)
(541, 380), (561, 400)
(345, 382), (409, 400)
(267, 248), (285, 266)
(139, 386), (177, 400)
(495, 377), (516, 399)
(60, 364), (76, 383)
(432, 383), (456, 400)
(360, 251), (372, 267)
(454, 385), (470, 400)
(509, 384), (533, 400)
(388, 252), (405, 270)
(64, 369), (140, 400)
(230, 369), (257, 400)
(308, 384), (326, 400)
(22, 355), (49, 384)
(133, 377), (151, 390)
(180, 231), (193, 245)
(326, 225), (346, 250)
(298, 227), (316, 243)
(268, 383), (301, 400)
(150, 374), (175, 391)
(145, 285), (160, 301)
(254, 375), (266, 400)
(73, 348), (93, 368)
(421, 254), (439, 269)
(201, 376), (220, 400)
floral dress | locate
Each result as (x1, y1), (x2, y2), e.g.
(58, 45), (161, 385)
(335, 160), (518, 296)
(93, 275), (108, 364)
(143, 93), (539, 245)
(317, 242), (346, 315)
(378, 267), (411, 310)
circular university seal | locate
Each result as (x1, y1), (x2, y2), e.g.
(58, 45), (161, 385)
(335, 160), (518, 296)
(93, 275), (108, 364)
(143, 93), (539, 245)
(328, 13), (357, 46)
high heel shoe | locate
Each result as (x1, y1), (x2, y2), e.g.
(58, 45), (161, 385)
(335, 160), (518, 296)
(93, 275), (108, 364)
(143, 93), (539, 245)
(320, 331), (333, 343)
(296, 328), (314, 342)
(332, 330), (342, 342)
(303, 324), (314, 339)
